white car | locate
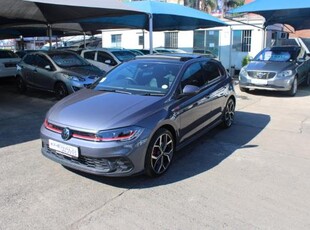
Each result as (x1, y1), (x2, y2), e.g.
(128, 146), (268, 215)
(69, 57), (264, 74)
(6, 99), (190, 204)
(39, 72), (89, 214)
(80, 48), (136, 72)
(0, 50), (21, 78)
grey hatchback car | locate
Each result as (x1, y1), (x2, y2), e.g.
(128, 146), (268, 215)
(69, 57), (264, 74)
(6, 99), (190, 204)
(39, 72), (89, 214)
(239, 46), (310, 96)
(41, 54), (236, 177)
(16, 50), (105, 99)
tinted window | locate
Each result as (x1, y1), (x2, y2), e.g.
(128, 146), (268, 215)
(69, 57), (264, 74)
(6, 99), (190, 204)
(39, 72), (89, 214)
(23, 54), (36, 65)
(83, 51), (96, 60)
(181, 62), (205, 88)
(97, 51), (115, 65)
(36, 55), (53, 70)
(202, 61), (221, 83)
(181, 61), (222, 89)
(0, 50), (19, 59)
(111, 51), (136, 62)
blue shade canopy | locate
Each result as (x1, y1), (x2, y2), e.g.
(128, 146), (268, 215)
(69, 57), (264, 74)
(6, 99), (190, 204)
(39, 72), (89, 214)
(0, 0), (144, 26)
(81, 0), (227, 31)
(228, 0), (310, 30)
(127, 0), (227, 31)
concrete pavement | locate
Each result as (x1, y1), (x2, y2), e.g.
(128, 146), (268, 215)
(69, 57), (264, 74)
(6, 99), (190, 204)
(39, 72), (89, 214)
(0, 77), (310, 229)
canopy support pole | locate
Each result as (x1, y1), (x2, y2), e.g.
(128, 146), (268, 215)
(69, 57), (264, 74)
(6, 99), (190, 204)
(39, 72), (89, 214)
(149, 13), (153, 54)
(47, 24), (52, 50)
(83, 32), (86, 48)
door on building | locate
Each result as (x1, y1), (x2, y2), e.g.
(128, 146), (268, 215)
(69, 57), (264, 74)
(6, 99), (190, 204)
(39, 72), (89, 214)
(193, 30), (220, 58)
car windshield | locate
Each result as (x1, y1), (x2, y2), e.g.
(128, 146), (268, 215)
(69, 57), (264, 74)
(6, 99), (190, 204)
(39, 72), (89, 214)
(111, 51), (136, 62)
(93, 59), (182, 96)
(49, 52), (90, 67)
(254, 49), (299, 62)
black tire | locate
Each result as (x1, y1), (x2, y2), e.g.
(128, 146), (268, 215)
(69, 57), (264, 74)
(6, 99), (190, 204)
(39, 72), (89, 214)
(54, 82), (68, 100)
(145, 128), (174, 177)
(239, 85), (249, 93)
(303, 72), (310, 86)
(287, 77), (297, 97)
(16, 76), (27, 93)
(222, 98), (235, 128)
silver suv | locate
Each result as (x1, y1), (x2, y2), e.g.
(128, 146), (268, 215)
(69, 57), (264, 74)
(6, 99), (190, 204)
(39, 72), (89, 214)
(239, 46), (310, 96)
(16, 50), (105, 99)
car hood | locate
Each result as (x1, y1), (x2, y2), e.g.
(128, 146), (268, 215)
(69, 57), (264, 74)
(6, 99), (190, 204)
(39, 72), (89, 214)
(47, 89), (162, 131)
(64, 65), (105, 79)
(246, 61), (296, 72)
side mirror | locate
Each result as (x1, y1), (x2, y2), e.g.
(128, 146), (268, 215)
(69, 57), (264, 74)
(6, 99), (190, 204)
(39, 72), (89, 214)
(44, 65), (52, 71)
(178, 85), (200, 98)
(104, 59), (112, 65)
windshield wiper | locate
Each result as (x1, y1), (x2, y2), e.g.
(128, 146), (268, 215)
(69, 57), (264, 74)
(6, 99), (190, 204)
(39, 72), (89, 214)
(100, 88), (132, 95)
(141, 92), (165, 96)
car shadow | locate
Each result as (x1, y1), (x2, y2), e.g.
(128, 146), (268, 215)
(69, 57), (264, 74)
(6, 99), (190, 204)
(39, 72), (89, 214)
(67, 111), (270, 188)
(0, 77), (57, 148)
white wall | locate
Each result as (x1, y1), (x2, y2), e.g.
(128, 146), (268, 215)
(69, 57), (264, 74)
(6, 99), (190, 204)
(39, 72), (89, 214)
(101, 18), (266, 70)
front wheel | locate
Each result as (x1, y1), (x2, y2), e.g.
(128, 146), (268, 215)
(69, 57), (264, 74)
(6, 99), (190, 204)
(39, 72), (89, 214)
(16, 76), (27, 93)
(145, 128), (174, 177)
(222, 98), (235, 128)
(287, 77), (297, 97)
(54, 82), (68, 100)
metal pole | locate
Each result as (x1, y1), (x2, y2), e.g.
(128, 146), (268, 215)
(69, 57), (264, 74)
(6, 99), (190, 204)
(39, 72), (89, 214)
(229, 25), (233, 76)
(149, 13), (153, 54)
(47, 24), (52, 50)
(83, 32), (86, 48)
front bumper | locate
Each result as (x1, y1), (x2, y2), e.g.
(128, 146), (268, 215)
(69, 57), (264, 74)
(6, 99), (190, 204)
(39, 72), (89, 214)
(40, 125), (150, 177)
(239, 73), (294, 91)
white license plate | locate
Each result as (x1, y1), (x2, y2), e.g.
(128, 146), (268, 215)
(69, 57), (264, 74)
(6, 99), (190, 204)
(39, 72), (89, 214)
(251, 78), (268, 85)
(49, 139), (79, 158)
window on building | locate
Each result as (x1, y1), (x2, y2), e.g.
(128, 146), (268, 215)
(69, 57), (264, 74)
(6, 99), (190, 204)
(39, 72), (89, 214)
(233, 30), (252, 52)
(138, 35), (144, 46)
(193, 30), (219, 57)
(111, 34), (122, 48)
(165, 32), (178, 48)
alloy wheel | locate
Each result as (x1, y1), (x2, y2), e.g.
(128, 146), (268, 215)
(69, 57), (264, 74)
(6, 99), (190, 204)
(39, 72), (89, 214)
(150, 131), (174, 175)
(223, 99), (235, 128)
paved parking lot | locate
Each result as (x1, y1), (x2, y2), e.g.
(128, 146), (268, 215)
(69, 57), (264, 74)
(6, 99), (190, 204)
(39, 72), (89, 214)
(1, 77), (310, 230)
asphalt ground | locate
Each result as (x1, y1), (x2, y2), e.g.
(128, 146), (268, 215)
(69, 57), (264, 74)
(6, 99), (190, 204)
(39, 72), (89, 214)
(1, 76), (310, 229)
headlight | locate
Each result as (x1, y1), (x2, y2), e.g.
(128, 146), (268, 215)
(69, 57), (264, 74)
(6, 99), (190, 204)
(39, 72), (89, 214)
(240, 67), (248, 77)
(278, 70), (293, 78)
(95, 126), (143, 142)
(63, 74), (85, 82)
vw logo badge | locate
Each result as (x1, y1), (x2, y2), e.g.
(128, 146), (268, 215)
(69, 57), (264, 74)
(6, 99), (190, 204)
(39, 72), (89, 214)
(61, 128), (72, 141)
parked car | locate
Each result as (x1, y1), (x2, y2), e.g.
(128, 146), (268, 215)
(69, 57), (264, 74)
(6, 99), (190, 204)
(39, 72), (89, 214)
(154, 48), (187, 54)
(80, 48), (136, 72)
(40, 53), (236, 177)
(15, 50), (37, 58)
(193, 49), (218, 59)
(0, 50), (21, 78)
(136, 49), (159, 55)
(16, 50), (105, 99)
(239, 46), (310, 96)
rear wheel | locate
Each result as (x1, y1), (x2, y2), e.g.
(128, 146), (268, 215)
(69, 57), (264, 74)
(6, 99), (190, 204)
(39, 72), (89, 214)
(222, 98), (235, 128)
(16, 76), (27, 93)
(287, 77), (297, 96)
(54, 82), (68, 99)
(145, 128), (174, 177)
